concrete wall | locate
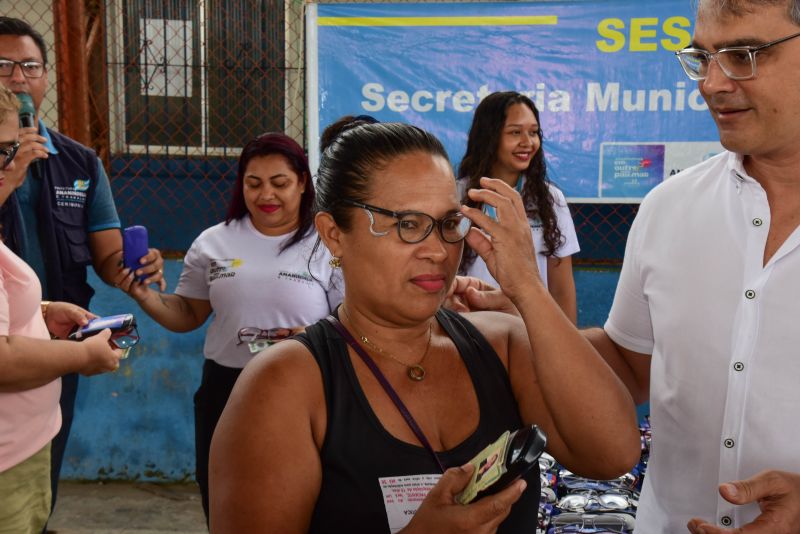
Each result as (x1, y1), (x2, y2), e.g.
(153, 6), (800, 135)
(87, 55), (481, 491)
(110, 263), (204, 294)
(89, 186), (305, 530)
(62, 264), (627, 481)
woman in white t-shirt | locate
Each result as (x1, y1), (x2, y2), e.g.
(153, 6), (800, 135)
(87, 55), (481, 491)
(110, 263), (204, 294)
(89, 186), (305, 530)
(458, 91), (579, 323)
(117, 133), (342, 522)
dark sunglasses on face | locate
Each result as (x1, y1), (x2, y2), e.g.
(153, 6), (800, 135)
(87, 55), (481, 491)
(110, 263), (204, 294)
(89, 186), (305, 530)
(0, 142), (19, 170)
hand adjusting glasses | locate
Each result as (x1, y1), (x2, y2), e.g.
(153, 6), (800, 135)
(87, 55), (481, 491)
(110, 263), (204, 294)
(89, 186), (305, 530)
(339, 198), (471, 244)
(675, 30), (800, 81)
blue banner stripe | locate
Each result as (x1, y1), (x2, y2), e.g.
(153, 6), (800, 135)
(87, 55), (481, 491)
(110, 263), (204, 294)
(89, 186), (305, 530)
(318, 15), (558, 27)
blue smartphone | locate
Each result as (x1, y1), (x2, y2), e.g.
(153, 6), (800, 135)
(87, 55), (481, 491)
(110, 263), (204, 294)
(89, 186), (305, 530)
(68, 314), (139, 358)
(68, 314), (137, 342)
(123, 225), (149, 282)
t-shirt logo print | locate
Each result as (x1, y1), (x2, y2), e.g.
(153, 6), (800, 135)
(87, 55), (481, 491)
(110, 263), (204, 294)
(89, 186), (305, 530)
(278, 270), (315, 286)
(209, 258), (242, 282)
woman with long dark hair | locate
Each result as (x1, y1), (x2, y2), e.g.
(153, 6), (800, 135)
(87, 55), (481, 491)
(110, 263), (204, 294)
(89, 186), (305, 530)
(459, 91), (579, 322)
(117, 132), (342, 522)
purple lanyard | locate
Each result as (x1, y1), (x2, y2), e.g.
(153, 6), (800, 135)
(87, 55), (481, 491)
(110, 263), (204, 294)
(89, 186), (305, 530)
(325, 315), (446, 474)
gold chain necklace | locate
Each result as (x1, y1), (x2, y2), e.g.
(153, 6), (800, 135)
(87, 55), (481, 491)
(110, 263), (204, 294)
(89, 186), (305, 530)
(342, 306), (433, 381)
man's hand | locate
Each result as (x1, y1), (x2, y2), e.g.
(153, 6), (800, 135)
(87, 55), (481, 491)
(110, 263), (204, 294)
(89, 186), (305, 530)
(44, 301), (96, 339)
(445, 276), (519, 316)
(687, 470), (800, 534)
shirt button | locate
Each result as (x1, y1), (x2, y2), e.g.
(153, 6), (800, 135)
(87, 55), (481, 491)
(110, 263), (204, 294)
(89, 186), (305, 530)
(745, 289), (756, 299)
(752, 218), (763, 226)
(720, 515), (733, 526)
(733, 362), (744, 372)
(724, 438), (735, 448)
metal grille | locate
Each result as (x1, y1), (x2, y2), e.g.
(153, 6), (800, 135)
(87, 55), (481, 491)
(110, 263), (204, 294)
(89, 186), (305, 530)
(9, 0), (636, 262)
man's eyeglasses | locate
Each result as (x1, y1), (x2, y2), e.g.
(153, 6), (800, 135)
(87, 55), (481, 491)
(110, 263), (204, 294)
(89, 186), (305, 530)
(340, 198), (472, 244)
(0, 142), (19, 170)
(0, 59), (45, 79)
(675, 30), (800, 81)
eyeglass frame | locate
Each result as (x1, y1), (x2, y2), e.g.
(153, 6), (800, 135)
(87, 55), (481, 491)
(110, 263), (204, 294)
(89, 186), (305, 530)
(0, 142), (19, 170)
(675, 30), (800, 81)
(550, 511), (636, 533)
(236, 327), (293, 345)
(556, 489), (639, 513)
(0, 59), (46, 79)
(109, 325), (140, 350)
(338, 198), (471, 244)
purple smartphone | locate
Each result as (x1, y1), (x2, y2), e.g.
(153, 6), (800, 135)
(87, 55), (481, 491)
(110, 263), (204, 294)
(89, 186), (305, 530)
(123, 225), (149, 282)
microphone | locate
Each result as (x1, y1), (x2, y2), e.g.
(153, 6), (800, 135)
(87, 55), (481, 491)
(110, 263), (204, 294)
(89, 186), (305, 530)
(17, 93), (36, 129)
(16, 93), (40, 176)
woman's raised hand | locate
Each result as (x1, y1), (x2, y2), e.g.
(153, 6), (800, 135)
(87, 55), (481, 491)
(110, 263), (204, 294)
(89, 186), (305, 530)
(460, 177), (541, 301)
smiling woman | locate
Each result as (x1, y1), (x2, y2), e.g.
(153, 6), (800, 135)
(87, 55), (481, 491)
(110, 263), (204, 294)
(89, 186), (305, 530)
(209, 121), (640, 534)
(458, 91), (581, 324)
(117, 132), (343, 523)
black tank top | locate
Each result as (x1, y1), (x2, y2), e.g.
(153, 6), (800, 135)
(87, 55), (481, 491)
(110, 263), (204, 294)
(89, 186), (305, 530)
(296, 308), (541, 533)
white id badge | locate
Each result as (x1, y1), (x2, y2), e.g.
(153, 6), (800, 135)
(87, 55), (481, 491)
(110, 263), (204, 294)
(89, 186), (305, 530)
(378, 474), (441, 533)
(247, 340), (272, 354)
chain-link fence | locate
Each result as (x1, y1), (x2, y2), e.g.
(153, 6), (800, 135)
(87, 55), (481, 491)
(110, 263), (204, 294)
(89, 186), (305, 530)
(10, 0), (636, 263)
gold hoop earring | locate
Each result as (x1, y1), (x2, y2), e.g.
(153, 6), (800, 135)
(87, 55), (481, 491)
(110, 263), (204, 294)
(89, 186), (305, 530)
(329, 256), (341, 269)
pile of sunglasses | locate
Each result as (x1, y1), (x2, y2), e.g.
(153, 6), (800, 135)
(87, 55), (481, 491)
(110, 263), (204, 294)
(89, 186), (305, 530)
(536, 417), (651, 534)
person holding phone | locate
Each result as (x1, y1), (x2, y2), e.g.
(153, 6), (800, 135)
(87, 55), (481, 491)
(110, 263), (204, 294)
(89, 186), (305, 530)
(458, 91), (580, 323)
(0, 85), (122, 534)
(115, 132), (342, 522)
(208, 121), (639, 533)
(0, 18), (167, 519)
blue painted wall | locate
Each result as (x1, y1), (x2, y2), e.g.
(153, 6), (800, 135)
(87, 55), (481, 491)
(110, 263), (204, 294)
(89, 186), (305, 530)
(62, 264), (635, 481)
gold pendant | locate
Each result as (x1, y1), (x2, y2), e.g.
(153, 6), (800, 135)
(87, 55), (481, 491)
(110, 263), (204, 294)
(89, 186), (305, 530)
(407, 364), (425, 381)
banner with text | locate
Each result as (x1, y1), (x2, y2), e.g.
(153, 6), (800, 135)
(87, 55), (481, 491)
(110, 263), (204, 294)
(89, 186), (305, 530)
(307, 1), (722, 202)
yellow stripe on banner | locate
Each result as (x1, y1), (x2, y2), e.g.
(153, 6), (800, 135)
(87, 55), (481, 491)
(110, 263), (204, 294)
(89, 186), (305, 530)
(317, 16), (558, 27)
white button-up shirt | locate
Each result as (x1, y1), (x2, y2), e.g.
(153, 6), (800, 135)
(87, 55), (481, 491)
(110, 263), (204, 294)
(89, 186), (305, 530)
(605, 151), (800, 533)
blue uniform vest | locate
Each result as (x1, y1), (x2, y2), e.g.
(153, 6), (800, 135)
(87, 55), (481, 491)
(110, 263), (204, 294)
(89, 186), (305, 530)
(0, 128), (99, 308)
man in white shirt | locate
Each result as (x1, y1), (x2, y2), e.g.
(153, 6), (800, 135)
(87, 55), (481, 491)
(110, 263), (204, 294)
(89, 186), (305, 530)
(450, 0), (800, 531)
(585, 1), (800, 532)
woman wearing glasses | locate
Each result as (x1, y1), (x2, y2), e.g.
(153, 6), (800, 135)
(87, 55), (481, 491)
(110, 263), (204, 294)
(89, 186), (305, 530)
(459, 91), (580, 323)
(209, 121), (639, 533)
(117, 133), (342, 522)
(0, 86), (122, 533)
